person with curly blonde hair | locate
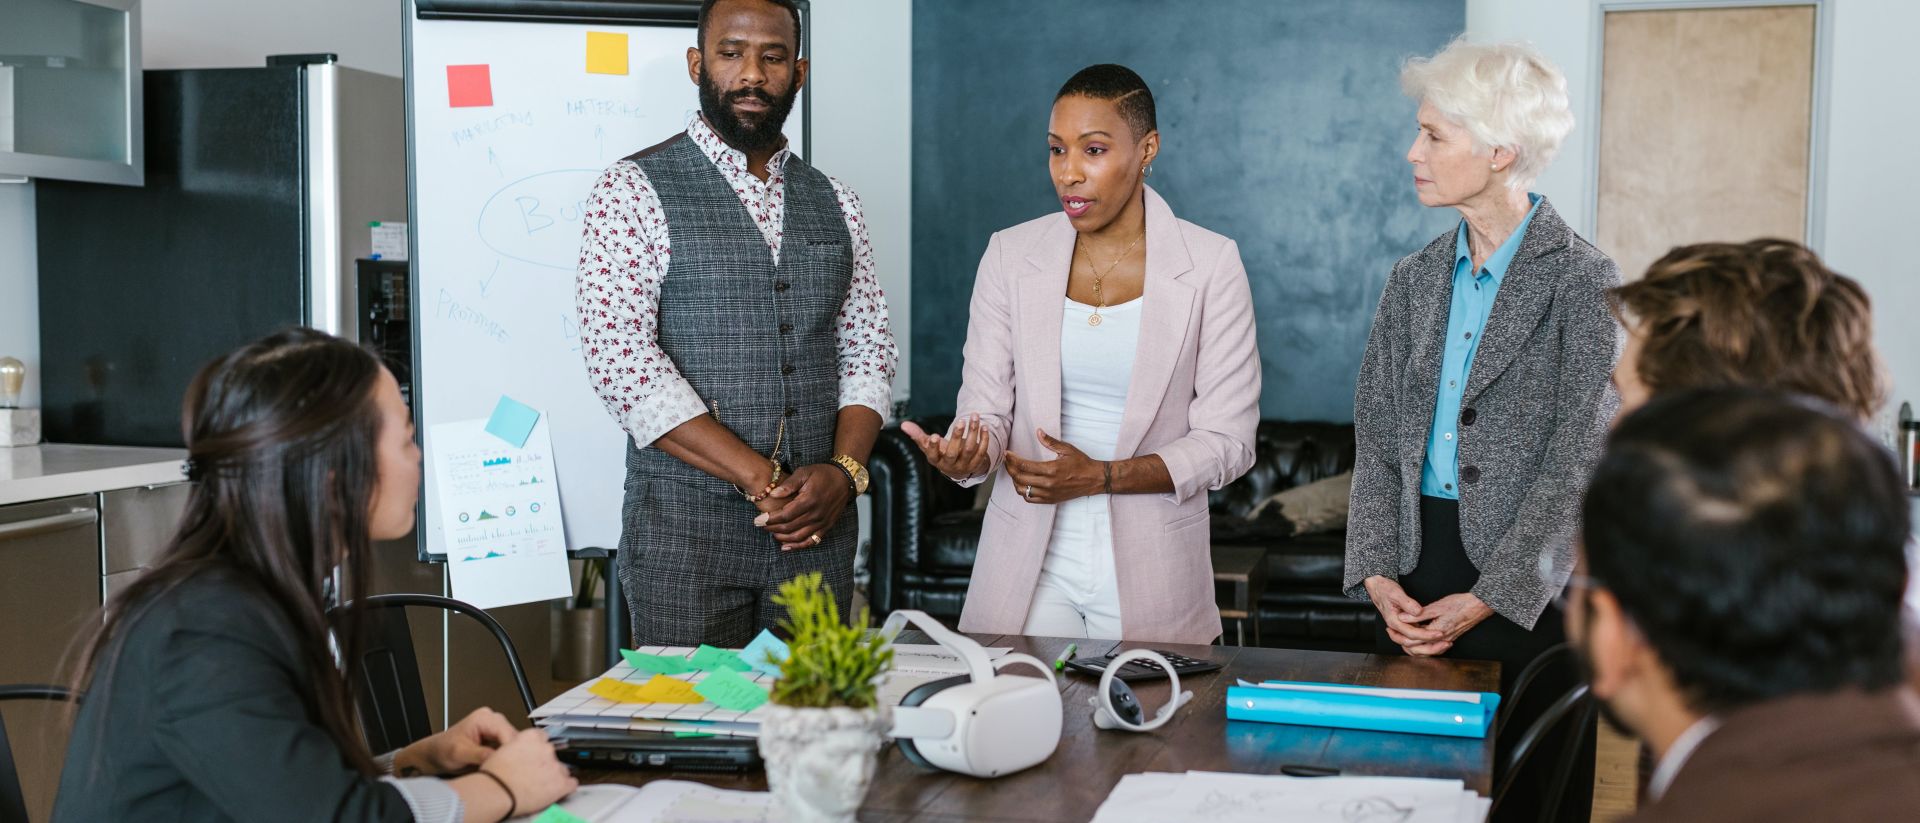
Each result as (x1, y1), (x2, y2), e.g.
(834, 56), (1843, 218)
(1609, 238), (1882, 422)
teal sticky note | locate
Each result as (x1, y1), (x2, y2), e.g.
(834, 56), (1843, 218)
(689, 644), (752, 673)
(740, 629), (790, 677)
(694, 668), (768, 712)
(484, 395), (541, 448)
(620, 648), (694, 675)
(533, 805), (590, 823)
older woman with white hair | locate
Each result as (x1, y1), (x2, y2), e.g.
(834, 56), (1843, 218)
(1343, 38), (1618, 821)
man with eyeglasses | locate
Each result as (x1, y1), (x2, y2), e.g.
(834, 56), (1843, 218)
(1563, 387), (1920, 822)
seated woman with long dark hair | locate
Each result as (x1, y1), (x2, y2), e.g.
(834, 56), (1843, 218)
(54, 328), (576, 822)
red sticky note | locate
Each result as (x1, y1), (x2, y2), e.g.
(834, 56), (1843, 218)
(447, 64), (493, 108)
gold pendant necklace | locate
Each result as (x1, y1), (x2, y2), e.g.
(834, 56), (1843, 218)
(1075, 230), (1144, 327)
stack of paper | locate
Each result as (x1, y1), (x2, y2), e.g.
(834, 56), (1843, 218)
(531, 639), (782, 738)
(1091, 772), (1489, 823)
(528, 635), (1016, 738)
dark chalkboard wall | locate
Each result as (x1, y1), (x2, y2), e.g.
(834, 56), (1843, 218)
(910, 0), (1465, 422)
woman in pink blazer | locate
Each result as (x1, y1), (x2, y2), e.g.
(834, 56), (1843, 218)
(900, 65), (1260, 644)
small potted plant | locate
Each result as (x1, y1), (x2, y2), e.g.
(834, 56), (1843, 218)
(758, 572), (895, 823)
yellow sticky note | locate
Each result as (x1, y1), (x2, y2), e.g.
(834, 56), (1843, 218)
(586, 31), (629, 76)
(589, 675), (701, 704)
(631, 674), (703, 703)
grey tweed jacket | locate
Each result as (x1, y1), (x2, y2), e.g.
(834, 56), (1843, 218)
(1342, 197), (1620, 629)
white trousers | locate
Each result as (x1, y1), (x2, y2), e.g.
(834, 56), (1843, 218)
(1021, 494), (1124, 639)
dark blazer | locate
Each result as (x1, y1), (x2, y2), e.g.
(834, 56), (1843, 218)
(52, 568), (414, 823)
(1630, 687), (1920, 823)
(1343, 197), (1620, 628)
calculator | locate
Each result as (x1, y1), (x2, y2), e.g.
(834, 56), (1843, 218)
(1063, 649), (1224, 682)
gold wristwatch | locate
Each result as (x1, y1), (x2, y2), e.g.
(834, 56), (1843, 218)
(828, 454), (870, 496)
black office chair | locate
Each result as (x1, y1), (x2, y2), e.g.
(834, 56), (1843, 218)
(1495, 642), (1576, 738)
(0, 685), (77, 823)
(337, 594), (536, 755)
(1490, 643), (1599, 822)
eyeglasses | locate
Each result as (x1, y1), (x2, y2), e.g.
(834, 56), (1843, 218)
(1554, 572), (1604, 613)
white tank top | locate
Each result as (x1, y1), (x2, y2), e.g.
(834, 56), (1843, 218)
(1058, 296), (1142, 460)
(1042, 295), (1143, 593)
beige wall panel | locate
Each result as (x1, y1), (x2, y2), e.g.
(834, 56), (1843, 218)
(1597, 6), (1815, 281)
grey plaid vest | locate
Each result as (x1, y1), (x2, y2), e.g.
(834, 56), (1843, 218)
(624, 134), (853, 493)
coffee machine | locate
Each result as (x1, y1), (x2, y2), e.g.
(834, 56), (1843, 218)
(356, 258), (413, 408)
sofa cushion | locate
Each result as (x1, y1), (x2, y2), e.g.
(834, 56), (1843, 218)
(1208, 422), (1357, 519)
(925, 510), (987, 574)
(1265, 535), (1347, 585)
(1248, 470), (1352, 536)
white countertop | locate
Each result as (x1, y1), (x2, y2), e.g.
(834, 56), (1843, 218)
(0, 444), (189, 506)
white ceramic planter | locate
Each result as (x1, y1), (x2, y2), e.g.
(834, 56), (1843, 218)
(758, 704), (891, 823)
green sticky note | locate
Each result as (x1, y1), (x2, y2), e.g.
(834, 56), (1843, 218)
(673, 730), (716, 739)
(689, 644), (752, 673)
(533, 805), (590, 823)
(620, 648), (694, 675)
(694, 668), (768, 712)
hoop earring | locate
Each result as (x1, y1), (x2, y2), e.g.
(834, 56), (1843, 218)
(1144, 163), (1155, 178)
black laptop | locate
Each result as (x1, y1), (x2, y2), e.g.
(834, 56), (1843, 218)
(549, 725), (762, 772)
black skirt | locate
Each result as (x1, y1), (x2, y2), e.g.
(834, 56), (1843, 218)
(1373, 496), (1566, 692)
(1374, 496), (1592, 823)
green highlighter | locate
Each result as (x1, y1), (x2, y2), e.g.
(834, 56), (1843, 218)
(1053, 643), (1078, 672)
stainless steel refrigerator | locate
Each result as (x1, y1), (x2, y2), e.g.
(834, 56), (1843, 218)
(34, 55), (405, 446)
(32, 57), (553, 728)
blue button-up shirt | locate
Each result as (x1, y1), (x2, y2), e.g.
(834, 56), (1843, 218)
(1420, 193), (1541, 499)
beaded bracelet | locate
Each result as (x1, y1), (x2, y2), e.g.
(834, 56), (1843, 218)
(739, 459), (785, 503)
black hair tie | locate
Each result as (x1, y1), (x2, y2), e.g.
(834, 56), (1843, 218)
(475, 768), (517, 821)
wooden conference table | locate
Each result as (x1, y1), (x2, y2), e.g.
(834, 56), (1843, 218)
(580, 632), (1500, 822)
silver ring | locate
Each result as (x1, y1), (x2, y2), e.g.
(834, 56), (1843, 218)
(1025, 484), (1034, 500)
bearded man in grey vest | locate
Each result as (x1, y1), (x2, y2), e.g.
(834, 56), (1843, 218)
(576, 0), (896, 647)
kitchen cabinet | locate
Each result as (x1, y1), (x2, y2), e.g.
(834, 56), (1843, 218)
(0, 0), (143, 185)
(99, 481), (188, 582)
(0, 494), (100, 821)
(0, 480), (186, 820)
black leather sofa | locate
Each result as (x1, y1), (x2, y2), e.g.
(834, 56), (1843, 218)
(866, 416), (1378, 650)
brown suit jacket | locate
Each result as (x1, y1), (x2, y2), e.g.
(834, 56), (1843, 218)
(1629, 687), (1920, 823)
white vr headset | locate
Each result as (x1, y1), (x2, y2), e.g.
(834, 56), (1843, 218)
(879, 610), (1062, 779)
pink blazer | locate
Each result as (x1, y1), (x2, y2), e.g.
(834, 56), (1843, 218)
(949, 186), (1261, 644)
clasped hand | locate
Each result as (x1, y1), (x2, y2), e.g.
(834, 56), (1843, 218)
(754, 463), (852, 551)
(1362, 576), (1494, 657)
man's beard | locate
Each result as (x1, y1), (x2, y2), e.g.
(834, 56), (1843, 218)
(698, 64), (798, 154)
(1570, 595), (1634, 735)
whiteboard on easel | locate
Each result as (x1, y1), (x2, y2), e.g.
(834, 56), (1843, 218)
(404, 0), (810, 559)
